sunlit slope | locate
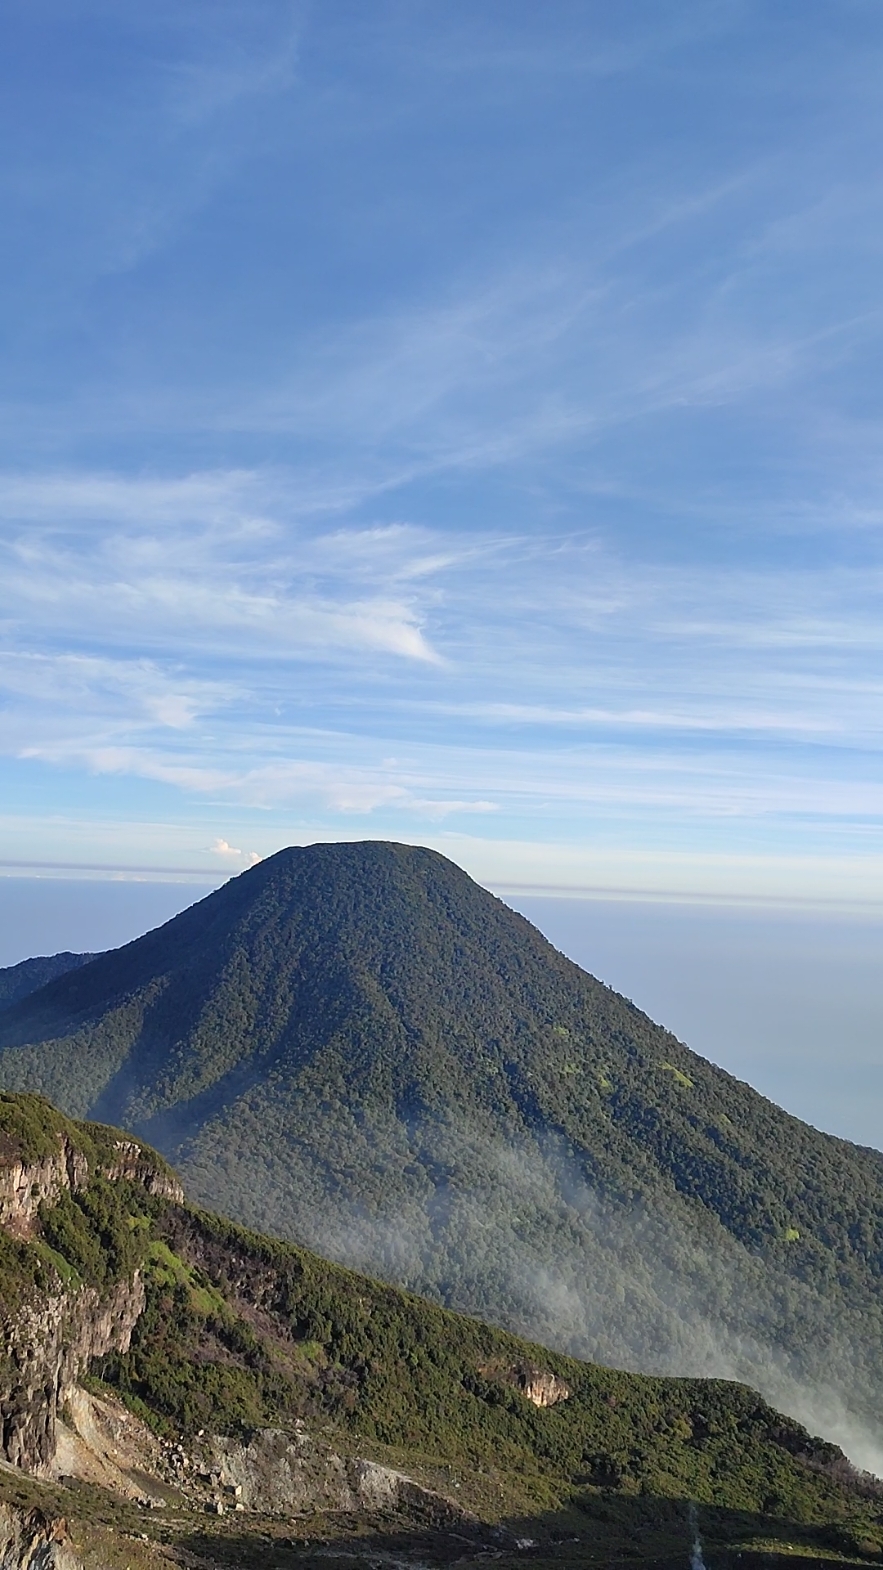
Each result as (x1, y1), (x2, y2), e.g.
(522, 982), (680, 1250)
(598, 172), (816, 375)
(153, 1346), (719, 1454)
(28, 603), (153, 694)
(3, 1089), (880, 1567)
(1, 841), (882, 1452)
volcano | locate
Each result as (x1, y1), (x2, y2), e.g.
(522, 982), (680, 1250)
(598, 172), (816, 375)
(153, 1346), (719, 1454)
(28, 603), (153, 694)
(1, 840), (882, 1461)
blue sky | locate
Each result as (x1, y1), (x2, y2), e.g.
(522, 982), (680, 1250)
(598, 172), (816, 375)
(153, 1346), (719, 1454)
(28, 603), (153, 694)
(2, 0), (883, 906)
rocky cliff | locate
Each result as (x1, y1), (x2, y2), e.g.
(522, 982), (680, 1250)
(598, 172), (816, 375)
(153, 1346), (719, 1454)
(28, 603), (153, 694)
(0, 1140), (88, 1243)
(0, 1098), (478, 1539)
(0, 1501), (83, 1570)
(0, 1099), (178, 1476)
(0, 1134), (181, 1242)
(99, 1139), (182, 1204)
(1, 1274), (145, 1475)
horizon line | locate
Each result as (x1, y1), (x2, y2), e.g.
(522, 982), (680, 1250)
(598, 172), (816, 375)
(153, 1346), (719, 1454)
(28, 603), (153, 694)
(3, 856), (883, 917)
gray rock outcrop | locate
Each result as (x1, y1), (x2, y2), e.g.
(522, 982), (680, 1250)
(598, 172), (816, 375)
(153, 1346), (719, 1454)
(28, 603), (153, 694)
(1, 1275), (145, 1476)
(0, 1503), (83, 1570)
(208, 1426), (471, 1523)
(0, 1133), (159, 1475)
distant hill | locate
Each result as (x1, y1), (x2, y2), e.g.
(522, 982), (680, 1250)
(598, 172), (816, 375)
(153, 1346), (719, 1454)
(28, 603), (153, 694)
(0, 950), (96, 1011)
(0, 842), (881, 1467)
(0, 1088), (880, 1570)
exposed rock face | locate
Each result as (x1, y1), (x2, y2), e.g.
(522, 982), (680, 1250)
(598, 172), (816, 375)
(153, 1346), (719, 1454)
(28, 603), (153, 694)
(0, 1135), (180, 1243)
(101, 1141), (183, 1205)
(0, 1141), (88, 1242)
(51, 1402), (470, 1525)
(208, 1427), (470, 1523)
(515, 1367), (571, 1407)
(0, 1134), (160, 1477)
(480, 1362), (571, 1408)
(50, 1385), (167, 1505)
(0, 1502), (83, 1569)
(1, 1276), (145, 1476)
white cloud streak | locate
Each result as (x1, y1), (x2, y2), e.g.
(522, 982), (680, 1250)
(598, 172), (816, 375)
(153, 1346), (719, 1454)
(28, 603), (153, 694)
(0, 474), (442, 664)
(2, 468), (883, 860)
(3, 3), (883, 896)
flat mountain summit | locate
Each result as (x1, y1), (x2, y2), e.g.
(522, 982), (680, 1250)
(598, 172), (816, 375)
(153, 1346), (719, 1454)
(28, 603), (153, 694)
(1, 841), (881, 1463)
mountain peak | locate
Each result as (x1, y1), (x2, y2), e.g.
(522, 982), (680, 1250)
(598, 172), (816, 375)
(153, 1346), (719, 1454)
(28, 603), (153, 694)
(1, 842), (882, 1467)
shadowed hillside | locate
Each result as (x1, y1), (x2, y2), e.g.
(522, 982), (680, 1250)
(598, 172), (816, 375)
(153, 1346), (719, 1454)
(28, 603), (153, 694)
(0, 951), (95, 1011)
(0, 842), (881, 1464)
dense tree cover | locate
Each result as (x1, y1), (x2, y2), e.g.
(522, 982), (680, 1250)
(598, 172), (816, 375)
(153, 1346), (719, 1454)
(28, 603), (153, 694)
(106, 1199), (874, 1533)
(0, 843), (882, 1448)
(0, 1093), (880, 1565)
(0, 952), (94, 1012)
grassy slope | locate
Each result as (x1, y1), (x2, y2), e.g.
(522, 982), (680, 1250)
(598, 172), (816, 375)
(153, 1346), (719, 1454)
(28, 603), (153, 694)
(0, 844), (881, 1441)
(1, 1093), (882, 1570)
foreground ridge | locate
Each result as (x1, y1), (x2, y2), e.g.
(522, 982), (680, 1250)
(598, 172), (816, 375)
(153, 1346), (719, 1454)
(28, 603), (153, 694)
(0, 1090), (881, 1570)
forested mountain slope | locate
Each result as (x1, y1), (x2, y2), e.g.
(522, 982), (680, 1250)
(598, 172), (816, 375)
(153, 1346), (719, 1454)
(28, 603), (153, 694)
(1, 1089), (881, 1570)
(0, 842), (881, 1465)
(0, 951), (95, 1011)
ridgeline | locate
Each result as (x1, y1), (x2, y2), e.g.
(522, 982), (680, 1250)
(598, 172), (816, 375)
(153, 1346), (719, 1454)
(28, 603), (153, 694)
(0, 842), (881, 1463)
(0, 1089), (880, 1570)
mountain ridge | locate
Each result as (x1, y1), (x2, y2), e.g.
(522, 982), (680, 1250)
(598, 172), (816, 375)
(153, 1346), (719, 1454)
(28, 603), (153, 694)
(0, 1088), (881, 1570)
(0, 841), (881, 1466)
(0, 952), (97, 1013)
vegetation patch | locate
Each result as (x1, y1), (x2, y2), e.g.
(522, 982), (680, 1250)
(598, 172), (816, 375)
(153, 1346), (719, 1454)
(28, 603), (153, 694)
(0, 1090), (880, 1566)
(660, 1063), (695, 1089)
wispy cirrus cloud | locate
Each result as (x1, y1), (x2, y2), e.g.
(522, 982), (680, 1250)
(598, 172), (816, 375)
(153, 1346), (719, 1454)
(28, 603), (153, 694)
(3, 466), (883, 843)
(13, 734), (500, 820)
(0, 651), (235, 729)
(0, 471), (443, 664)
(3, 2), (883, 905)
